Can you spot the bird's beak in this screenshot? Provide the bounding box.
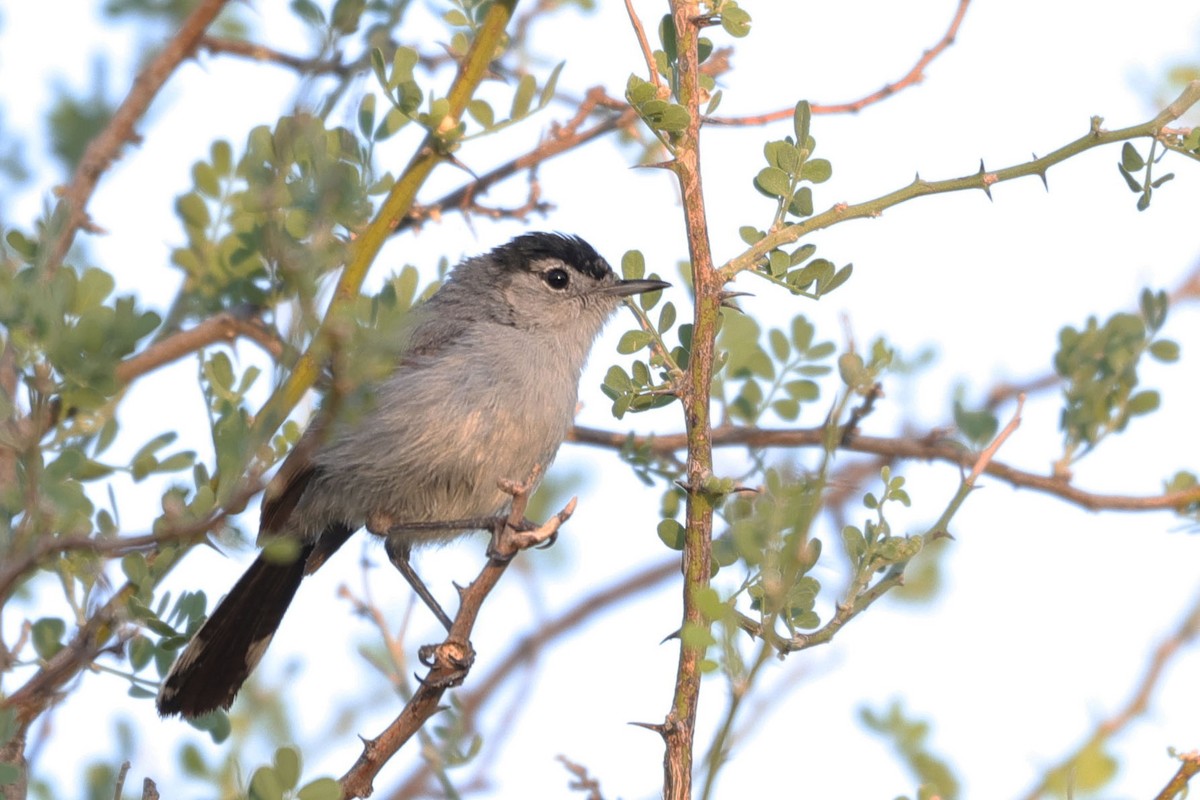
[605,278,671,297]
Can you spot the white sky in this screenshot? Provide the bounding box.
[2,1,1200,798]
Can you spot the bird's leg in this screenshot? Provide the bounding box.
[383,537,454,632]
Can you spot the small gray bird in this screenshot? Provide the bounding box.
[156,233,668,718]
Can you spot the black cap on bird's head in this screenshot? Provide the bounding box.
[490,232,670,297]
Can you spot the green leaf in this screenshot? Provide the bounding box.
[603,364,633,392]
[1148,339,1180,362]
[801,158,832,183]
[274,747,301,791]
[1126,390,1159,416]
[297,778,343,800]
[657,104,691,131]
[838,352,867,389]
[784,379,819,401]
[357,93,376,139]
[617,330,653,354]
[330,0,364,34]
[1116,164,1142,193]
[772,398,800,420]
[953,401,999,445]
[467,99,494,128]
[1120,142,1145,171]
[721,4,752,37]
[657,519,685,550]
[443,8,469,26]
[768,328,789,361]
[793,100,811,144]
[32,618,66,660]
[738,226,764,244]
[658,302,676,332]
[622,249,646,280]
[754,167,791,198]
[540,62,565,107]
[192,162,220,198]
[822,263,853,294]
[788,186,813,217]
[511,74,537,119]
[249,766,284,800]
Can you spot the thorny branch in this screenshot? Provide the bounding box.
[569,423,1200,514]
[338,475,576,799]
[384,557,677,799]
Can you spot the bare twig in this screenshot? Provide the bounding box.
[112,761,131,800]
[383,557,676,799]
[625,0,664,94]
[557,755,606,800]
[1153,751,1200,800]
[401,88,638,232]
[338,473,576,799]
[47,0,232,272]
[706,0,971,124]
[967,393,1023,485]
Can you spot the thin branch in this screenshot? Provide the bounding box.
[46,0,232,272]
[706,0,971,124]
[967,393,1023,485]
[625,0,664,94]
[1153,751,1200,800]
[400,88,638,233]
[1018,592,1200,800]
[557,755,607,800]
[0,476,264,606]
[114,308,285,385]
[338,476,576,799]
[569,424,1200,513]
[723,81,1200,284]
[384,556,677,800]
[198,35,356,76]
[197,36,452,78]
[0,474,264,727]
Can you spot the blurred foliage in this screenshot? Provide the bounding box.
[861,700,961,800]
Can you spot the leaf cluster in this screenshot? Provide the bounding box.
[600,250,677,419]
[1054,288,1179,468]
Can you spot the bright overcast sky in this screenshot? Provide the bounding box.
[3,1,1200,798]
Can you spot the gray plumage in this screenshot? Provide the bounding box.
[156,232,667,718]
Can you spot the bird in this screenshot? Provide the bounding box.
[156,232,669,718]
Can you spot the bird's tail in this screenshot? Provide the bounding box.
[156,547,310,718]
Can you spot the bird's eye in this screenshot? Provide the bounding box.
[543,268,570,290]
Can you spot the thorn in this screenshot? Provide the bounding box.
[443,152,479,181]
[628,720,667,734]
[1032,154,1049,191]
[977,158,987,175]
[634,159,676,171]
[660,627,681,644]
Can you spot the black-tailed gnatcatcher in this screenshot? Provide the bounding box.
[156,232,668,718]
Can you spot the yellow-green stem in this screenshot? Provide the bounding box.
[235,1,519,504]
